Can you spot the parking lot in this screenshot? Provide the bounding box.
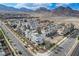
[49,29,79,56]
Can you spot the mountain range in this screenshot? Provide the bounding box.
[0,4,79,16]
[0,4,33,12]
[51,6,79,16]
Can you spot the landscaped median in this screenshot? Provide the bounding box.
[0,28,17,56]
[0,28,4,39]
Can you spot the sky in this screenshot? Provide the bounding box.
[1,3,79,10]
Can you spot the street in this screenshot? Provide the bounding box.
[0,21,32,56]
[49,30,79,56]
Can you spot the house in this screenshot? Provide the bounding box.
[57,24,65,35]
[43,23,57,37]
[29,20,39,30]
[31,33,44,45]
[24,29,44,45]
[10,19,21,30]
[57,23,74,36]
[25,17,40,30]
[24,29,31,38]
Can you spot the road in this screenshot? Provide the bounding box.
[49,29,79,56]
[0,21,32,56]
[0,28,17,56]
[71,43,79,56]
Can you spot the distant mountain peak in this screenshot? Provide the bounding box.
[35,7,50,12]
[0,4,32,12]
[55,6,72,11]
[51,6,73,16]
[51,6,79,17]
[19,7,33,11]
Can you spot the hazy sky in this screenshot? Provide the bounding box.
[1,3,79,10]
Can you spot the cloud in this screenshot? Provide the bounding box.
[14,3,51,10]
[56,3,70,7]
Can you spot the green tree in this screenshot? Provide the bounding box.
[0,30,4,39]
[78,36,79,40]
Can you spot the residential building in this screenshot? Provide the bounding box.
[31,33,44,45]
[57,23,74,35]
